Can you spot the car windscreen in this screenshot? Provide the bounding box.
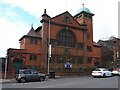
[94,68,101,71]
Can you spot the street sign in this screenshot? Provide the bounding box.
[49,44,51,57]
[64,62,72,69]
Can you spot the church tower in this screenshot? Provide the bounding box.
[74,4,95,67]
[74,4,94,46]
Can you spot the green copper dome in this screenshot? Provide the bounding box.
[76,4,93,15]
[77,7,91,14]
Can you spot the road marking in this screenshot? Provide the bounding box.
[12,81,44,86]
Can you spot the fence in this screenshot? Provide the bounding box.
[35,67,92,76]
[2,67,93,79]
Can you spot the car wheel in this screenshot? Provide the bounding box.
[39,77,44,81]
[103,73,106,78]
[20,78,26,83]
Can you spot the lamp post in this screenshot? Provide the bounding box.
[48,20,51,76]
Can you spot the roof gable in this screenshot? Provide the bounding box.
[26,27,40,37]
[19,27,41,41]
[51,11,82,28]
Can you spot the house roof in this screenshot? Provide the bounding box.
[19,26,41,41]
[93,42,101,47]
[26,27,40,37]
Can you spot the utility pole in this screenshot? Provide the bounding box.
[48,20,51,75]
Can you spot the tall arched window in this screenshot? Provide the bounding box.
[57,29,76,47]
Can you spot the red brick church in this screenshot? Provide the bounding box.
[7,5,101,78]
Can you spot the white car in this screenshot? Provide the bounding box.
[91,68,112,78]
[112,68,120,76]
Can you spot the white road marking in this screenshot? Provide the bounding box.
[12,81,44,85]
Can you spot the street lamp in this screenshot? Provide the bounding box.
[48,20,51,75]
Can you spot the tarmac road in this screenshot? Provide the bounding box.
[1,75,119,89]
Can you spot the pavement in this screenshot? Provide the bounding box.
[0,76,60,83]
[0,78,16,83]
[0,75,90,83]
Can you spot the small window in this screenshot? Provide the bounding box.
[88,57,92,63]
[57,57,64,63]
[30,38,38,44]
[30,54,37,61]
[78,43,83,49]
[34,39,38,44]
[30,38,34,44]
[87,46,92,52]
[84,15,87,18]
[69,58,75,63]
[77,57,83,64]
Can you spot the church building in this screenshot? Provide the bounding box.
[7,5,101,78]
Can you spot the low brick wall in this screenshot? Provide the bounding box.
[5,68,92,79]
[2,71,15,79]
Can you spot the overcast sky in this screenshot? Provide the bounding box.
[0,0,119,57]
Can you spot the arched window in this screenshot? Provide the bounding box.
[57,29,76,47]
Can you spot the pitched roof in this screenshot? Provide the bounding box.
[93,42,101,47]
[26,27,40,37]
[19,27,41,41]
[50,11,82,29]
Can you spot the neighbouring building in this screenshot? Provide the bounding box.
[0,57,6,78]
[7,5,101,78]
[98,36,120,69]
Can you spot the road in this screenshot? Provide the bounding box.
[1,76,119,89]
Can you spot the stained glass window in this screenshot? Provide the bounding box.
[57,29,76,47]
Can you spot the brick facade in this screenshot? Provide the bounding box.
[6,7,101,78]
[98,37,120,69]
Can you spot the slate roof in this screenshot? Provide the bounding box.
[19,26,41,41]
[93,42,101,47]
[26,27,40,38]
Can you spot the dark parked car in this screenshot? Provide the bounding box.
[15,69,46,83]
